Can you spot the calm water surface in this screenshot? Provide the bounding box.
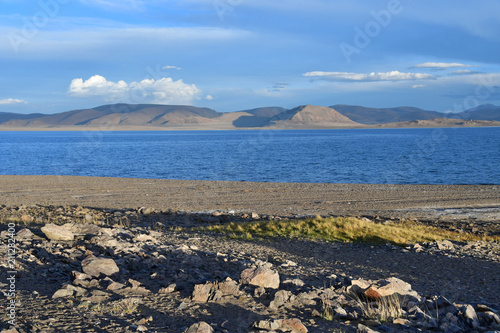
[1,128,499,185]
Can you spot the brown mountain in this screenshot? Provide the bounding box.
[0,104,221,128]
[268,105,361,128]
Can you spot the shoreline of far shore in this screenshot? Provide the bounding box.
[1,124,500,132]
[1,175,499,225]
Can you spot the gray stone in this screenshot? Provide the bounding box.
[52,286,74,299]
[81,255,119,278]
[240,266,280,289]
[184,322,213,333]
[269,290,295,309]
[41,223,75,241]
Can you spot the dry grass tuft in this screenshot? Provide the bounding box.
[351,293,403,323]
[110,298,141,316]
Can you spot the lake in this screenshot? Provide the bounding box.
[0,128,499,185]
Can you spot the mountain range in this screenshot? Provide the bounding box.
[0,103,499,130]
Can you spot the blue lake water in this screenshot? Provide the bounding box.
[0,128,499,185]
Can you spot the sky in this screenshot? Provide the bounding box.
[1,0,500,114]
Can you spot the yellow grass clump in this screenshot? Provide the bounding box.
[201,216,499,246]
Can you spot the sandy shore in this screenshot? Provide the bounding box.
[1,175,499,222]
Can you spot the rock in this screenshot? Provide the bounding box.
[52,286,75,299]
[71,271,92,281]
[192,279,240,302]
[350,277,421,302]
[21,214,34,223]
[159,284,176,294]
[392,318,410,326]
[283,278,305,287]
[252,320,281,331]
[281,318,308,333]
[252,319,307,332]
[41,223,75,241]
[184,322,213,333]
[251,212,260,219]
[16,228,34,239]
[138,207,154,216]
[81,255,119,278]
[192,283,214,303]
[107,281,126,291]
[413,243,424,253]
[436,240,455,250]
[463,304,480,328]
[269,290,295,309]
[357,323,380,333]
[479,311,500,325]
[240,266,280,289]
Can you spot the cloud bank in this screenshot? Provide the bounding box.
[413,62,475,70]
[303,71,435,82]
[68,75,202,104]
[0,98,27,105]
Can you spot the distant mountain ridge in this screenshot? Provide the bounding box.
[0,103,499,129]
[331,104,500,124]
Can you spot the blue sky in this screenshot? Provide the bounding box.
[1,0,500,114]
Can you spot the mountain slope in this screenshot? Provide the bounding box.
[0,104,221,127]
[458,104,500,121]
[269,105,361,128]
[331,105,443,125]
[232,107,287,128]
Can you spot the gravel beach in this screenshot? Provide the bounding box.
[1,175,499,222]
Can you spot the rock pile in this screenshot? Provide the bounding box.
[0,207,499,332]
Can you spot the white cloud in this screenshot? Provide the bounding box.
[163,66,182,70]
[413,62,475,70]
[412,85,426,89]
[205,95,214,100]
[0,98,27,105]
[68,75,202,104]
[303,71,436,82]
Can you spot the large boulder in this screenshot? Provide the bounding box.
[81,255,119,278]
[41,223,74,241]
[240,266,280,289]
[349,277,422,302]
